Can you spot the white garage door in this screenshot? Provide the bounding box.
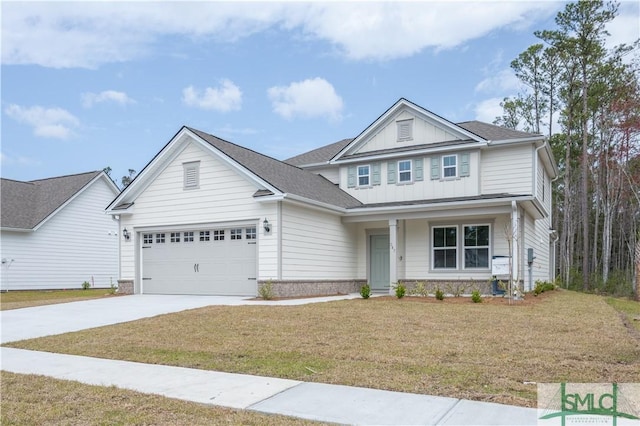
[141,226,257,295]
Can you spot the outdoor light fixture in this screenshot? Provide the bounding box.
[123,228,130,240]
[263,218,270,232]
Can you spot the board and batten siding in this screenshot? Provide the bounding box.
[0,178,119,290]
[481,145,533,195]
[280,203,357,280]
[354,110,462,154]
[523,212,551,289]
[119,141,278,284]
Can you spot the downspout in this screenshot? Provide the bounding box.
[533,141,547,199]
[511,201,519,287]
[111,214,122,285]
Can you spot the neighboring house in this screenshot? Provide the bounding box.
[106,98,558,297]
[1,171,120,290]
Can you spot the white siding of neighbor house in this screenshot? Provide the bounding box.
[341,151,480,204]
[119,141,278,286]
[481,145,533,195]
[280,203,357,280]
[0,177,119,290]
[354,110,463,154]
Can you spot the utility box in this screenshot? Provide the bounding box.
[491,256,510,296]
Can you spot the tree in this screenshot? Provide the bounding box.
[121,169,137,188]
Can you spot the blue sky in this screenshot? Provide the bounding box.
[2,1,638,184]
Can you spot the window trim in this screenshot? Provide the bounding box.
[462,224,491,270]
[430,223,492,272]
[398,159,412,183]
[357,164,371,187]
[442,154,457,179]
[432,225,458,270]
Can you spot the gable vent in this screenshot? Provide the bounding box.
[183,161,200,189]
[397,119,413,141]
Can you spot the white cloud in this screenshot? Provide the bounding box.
[473,97,505,124]
[0,152,41,167]
[1,2,562,68]
[475,69,521,94]
[268,78,343,121]
[182,80,242,112]
[4,104,79,139]
[82,90,135,108]
[607,2,640,51]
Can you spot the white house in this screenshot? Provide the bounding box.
[1,171,120,290]
[107,99,558,297]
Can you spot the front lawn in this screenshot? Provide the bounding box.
[6,290,640,408]
[0,289,120,311]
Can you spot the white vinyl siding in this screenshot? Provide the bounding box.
[481,145,533,194]
[281,203,357,280]
[0,178,119,290]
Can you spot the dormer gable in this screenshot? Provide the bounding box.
[332,98,484,163]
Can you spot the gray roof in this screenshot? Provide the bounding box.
[1,171,102,230]
[456,121,541,140]
[187,128,362,209]
[285,138,353,166]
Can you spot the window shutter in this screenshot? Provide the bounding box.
[460,153,470,177]
[372,163,381,185]
[430,157,440,180]
[387,161,396,184]
[414,158,424,181]
[347,166,356,188]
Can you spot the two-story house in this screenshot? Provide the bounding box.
[107,98,558,297]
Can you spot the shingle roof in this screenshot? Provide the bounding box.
[456,121,541,140]
[187,128,362,209]
[1,171,102,230]
[285,138,353,166]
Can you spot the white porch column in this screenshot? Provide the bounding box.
[389,219,397,295]
[511,201,519,285]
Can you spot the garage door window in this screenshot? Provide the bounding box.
[214,230,225,241]
[156,233,165,243]
[230,228,242,240]
[143,234,153,244]
[199,231,210,242]
[170,232,180,243]
[183,231,194,242]
[246,226,256,240]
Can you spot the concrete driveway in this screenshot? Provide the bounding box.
[0,293,360,344]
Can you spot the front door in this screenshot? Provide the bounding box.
[370,234,390,291]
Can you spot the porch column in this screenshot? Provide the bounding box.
[389,219,397,295]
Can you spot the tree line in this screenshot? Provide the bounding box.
[494,0,639,297]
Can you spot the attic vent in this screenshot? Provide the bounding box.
[397,119,413,141]
[183,161,200,189]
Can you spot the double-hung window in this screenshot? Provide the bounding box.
[433,226,457,269]
[357,165,370,187]
[463,225,490,268]
[398,160,412,183]
[443,155,457,178]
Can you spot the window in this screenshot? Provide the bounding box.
[464,225,490,268]
[199,231,210,242]
[155,233,165,244]
[143,234,153,244]
[357,165,370,186]
[213,230,225,241]
[230,228,242,240]
[183,231,194,242]
[433,226,457,269]
[443,155,457,178]
[170,232,180,243]
[246,226,257,240]
[398,160,412,183]
[397,119,413,141]
[183,161,200,189]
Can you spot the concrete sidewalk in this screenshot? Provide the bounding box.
[1,295,538,425]
[1,347,538,425]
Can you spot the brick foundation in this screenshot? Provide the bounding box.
[398,279,524,296]
[117,279,134,294]
[258,279,367,298]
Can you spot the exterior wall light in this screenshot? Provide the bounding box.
[123,228,131,240]
[263,218,270,232]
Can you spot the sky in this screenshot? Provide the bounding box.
[2,1,638,184]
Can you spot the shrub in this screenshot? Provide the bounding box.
[533,280,556,296]
[360,283,371,299]
[410,281,429,297]
[258,280,274,300]
[471,289,482,303]
[394,283,406,299]
[81,281,91,290]
[108,278,117,295]
[435,287,445,300]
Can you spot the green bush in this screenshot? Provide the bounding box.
[471,289,482,303]
[410,281,429,297]
[360,284,371,299]
[533,280,556,296]
[394,283,406,299]
[258,280,274,300]
[435,287,445,301]
[81,281,91,290]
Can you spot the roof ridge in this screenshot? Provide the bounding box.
[29,170,101,183]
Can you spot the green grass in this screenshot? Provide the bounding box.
[1,372,322,425]
[8,290,640,408]
[606,296,640,333]
[0,289,118,310]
